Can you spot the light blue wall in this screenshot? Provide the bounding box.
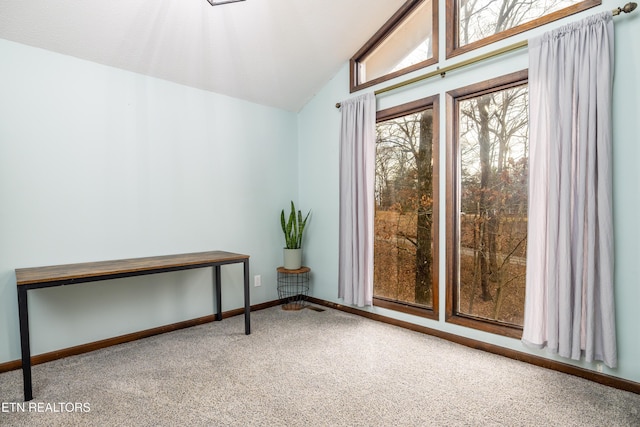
[0,39,298,363]
[298,0,640,383]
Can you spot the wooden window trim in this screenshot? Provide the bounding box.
[373,297,438,320]
[376,95,438,122]
[445,70,528,339]
[350,0,439,93]
[446,0,601,59]
[375,95,440,320]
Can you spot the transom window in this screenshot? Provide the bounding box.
[447,0,601,58]
[350,0,438,92]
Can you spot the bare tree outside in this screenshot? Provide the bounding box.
[374,108,434,308]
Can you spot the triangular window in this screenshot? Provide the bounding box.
[350,0,438,92]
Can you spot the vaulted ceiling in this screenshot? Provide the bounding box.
[0,0,407,112]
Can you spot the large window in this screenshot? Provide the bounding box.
[350,0,438,92]
[374,96,439,319]
[446,0,600,58]
[446,71,528,337]
[356,0,601,334]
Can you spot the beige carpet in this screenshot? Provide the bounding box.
[1,305,639,426]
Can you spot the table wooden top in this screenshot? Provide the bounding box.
[16,251,249,286]
[276,266,310,274]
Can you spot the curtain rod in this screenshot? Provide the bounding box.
[335,2,637,109]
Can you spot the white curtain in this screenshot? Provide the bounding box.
[523,12,616,368]
[338,92,376,307]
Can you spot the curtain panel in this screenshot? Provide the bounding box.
[338,93,376,307]
[523,12,616,368]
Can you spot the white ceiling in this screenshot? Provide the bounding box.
[0,0,406,112]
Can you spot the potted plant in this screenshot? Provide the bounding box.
[280,201,310,270]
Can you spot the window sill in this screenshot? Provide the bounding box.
[374,297,438,321]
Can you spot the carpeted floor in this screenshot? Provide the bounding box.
[1,305,639,426]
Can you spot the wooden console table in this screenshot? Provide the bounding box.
[15,250,250,401]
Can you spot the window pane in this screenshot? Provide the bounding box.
[359,0,434,85]
[457,84,528,326]
[458,0,583,47]
[375,108,434,308]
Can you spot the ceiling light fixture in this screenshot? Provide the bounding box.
[206,0,246,6]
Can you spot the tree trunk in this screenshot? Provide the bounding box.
[477,96,493,302]
[492,216,506,319]
[415,110,433,305]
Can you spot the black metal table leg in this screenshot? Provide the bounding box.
[214,266,222,321]
[17,287,33,401]
[244,259,251,335]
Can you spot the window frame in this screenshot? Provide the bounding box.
[446,0,601,59]
[374,95,440,321]
[445,70,528,338]
[350,0,439,93]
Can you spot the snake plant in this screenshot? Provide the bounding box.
[280,201,310,249]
